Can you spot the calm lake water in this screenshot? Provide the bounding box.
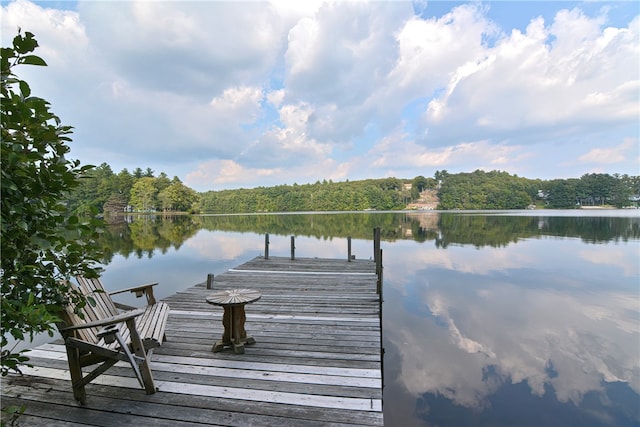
[58,211,640,425]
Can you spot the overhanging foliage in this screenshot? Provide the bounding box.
[1,31,103,376]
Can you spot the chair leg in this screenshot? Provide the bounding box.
[64,344,87,405]
[113,330,145,388]
[139,355,156,395]
[126,319,157,394]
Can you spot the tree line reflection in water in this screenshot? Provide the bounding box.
[98,212,640,263]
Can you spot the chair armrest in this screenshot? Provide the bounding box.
[109,282,158,305]
[109,282,158,295]
[59,308,145,332]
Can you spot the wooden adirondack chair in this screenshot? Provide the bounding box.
[56,276,170,405]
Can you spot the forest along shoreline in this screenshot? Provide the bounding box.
[65,166,639,216]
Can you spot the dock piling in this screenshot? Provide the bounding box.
[373,227,381,276]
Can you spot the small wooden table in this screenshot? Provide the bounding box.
[206,288,261,354]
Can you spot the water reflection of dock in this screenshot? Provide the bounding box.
[2,256,383,426]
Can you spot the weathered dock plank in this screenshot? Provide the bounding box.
[1,256,383,426]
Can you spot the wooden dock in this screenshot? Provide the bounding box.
[1,256,384,426]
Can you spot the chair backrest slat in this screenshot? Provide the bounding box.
[59,303,100,344]
[59,277,120,345]
[75,277,119,318]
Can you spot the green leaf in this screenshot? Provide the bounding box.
[19,80,31,97]
[3,404,26,416]
[18,55,47,67]
[13,31,38,54]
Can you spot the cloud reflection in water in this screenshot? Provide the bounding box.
[383,235,639,425]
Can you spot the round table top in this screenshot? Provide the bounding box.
[206,288,261,306]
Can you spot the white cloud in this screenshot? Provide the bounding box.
[76,1,285,96]
[578,246,640,278]
[185,230,260,261]
[284,2,411,140]
[383,236,640,409]
[390,3,497,95]
[266,89,285,108]
[268,0,323,25]
[578,137,638,165]
[209,86,264,124]
[185,159,279,189]
[237,101,334,168]
[428,294,497,358]
[1,0,637,189]
[390,278,639,409]
[365,130,535,176]
[421,9,639,146]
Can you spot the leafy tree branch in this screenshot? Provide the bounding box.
[1,31,103,377]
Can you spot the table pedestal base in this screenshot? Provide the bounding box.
[212,304,255,354]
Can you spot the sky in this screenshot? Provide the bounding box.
[1,0,638,192]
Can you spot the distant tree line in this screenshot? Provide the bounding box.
[436,170,639,209]
[66,163,199,215]
[66,164,639,215]
[436,170,536,209]
[198,178,407,213]
[541,173,639,209]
